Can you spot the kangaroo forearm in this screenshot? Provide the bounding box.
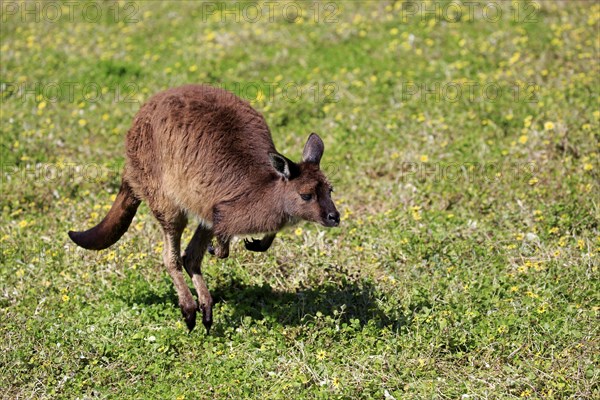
[245,233,276,252]
[208,236,230,258]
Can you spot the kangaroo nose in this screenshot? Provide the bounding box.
[327,211,340,226]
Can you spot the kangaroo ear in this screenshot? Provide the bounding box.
[269,153,291,179]
[302,133,324,165]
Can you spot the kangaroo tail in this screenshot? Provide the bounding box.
[68,181,141,250]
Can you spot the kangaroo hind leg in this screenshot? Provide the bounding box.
[182,225,214,334]
[155,209,197,331]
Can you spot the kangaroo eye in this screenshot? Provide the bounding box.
[300,194,312,201]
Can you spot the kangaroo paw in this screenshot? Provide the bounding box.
[208,244,216,256]
[208,243,229,259]
[244,238,266,252]
[181,303,197,332]
[200,303,213,334]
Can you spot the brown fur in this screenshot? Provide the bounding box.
[68,84,339,332]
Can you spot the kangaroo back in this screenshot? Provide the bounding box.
[68,181,140,250]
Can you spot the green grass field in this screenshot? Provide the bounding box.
[1,1,598,398]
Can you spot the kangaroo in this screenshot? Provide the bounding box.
[68,84,340,333]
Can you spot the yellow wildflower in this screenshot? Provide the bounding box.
[518,135,528,144]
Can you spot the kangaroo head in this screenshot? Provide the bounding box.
[269,133,340,227]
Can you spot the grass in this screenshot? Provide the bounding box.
[1,1,599,398]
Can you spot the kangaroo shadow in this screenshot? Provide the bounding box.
[210,275,415,337]
[123,273,410,334]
